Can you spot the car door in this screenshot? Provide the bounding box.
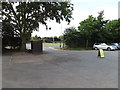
[100,43,107,49]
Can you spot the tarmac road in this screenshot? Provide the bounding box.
[2,47,118,88]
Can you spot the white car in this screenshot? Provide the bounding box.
[93,43,116,51]
[110,43,119,50]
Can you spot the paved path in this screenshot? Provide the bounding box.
[2,47,118,88]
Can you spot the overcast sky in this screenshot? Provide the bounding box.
[32,0,119,37]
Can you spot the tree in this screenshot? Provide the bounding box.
[2,20,21,49]
[42,37,53,43]
[64,11,120,48]
[78,11,108,47]
[78,15,97,47]
[94,11,108,42]
[31,35,41,41]
[2,2,73,51]
[64,27,81,48]
[53,36,61,42]
[104,19,120,42]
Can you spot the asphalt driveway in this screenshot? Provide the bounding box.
[2,47,118,88]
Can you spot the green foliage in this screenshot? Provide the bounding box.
[64,11,120,48]
[31,35,41,41]
[53,36,61,42]
[93,11,109,43]
[42,37,53,43]
[78,11,109,47]
[78,15,97,47]
[2,2,73,51]
[64,27,82,48]
[2,20,21,49]
[42,36,61,43]
[104,19,120,42]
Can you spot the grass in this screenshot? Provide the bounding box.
[5,43,93,51]
[43,43,93,50]
[4,46,20,50]
[43,42,62,48]
[5,46,12,49]
[60,47,93,50]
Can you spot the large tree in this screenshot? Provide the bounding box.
[78,11,108,47]
[2,20,21,49]
[104,19,120,42]
[2,2,73,51]
[78,15,97,47]
[64,27,81,48]
[94,11,108,42]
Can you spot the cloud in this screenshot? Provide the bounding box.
[68,5,118,29]
[32,20,69,37]
[71,0,119,4]
[91,6,118,20]
[32,0,118,37]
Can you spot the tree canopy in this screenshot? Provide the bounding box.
[63,11,120,48]
[2,2,73,51]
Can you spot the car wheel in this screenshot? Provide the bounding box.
[107,47,111,51]
[94,47,98,50]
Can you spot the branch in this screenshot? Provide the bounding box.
[9,2,22,33]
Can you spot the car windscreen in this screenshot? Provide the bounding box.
[95,43,100,45]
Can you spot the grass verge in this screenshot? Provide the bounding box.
[44,43,93,50]
[58,47,93,50]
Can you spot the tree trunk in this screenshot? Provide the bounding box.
[86,39,89,48]
[20,34,26,52]
[63,42,64,48]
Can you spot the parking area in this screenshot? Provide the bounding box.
[2,48,118,88]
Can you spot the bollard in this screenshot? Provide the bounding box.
[98,49,105,58]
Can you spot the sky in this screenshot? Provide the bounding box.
[32,0,119,37]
